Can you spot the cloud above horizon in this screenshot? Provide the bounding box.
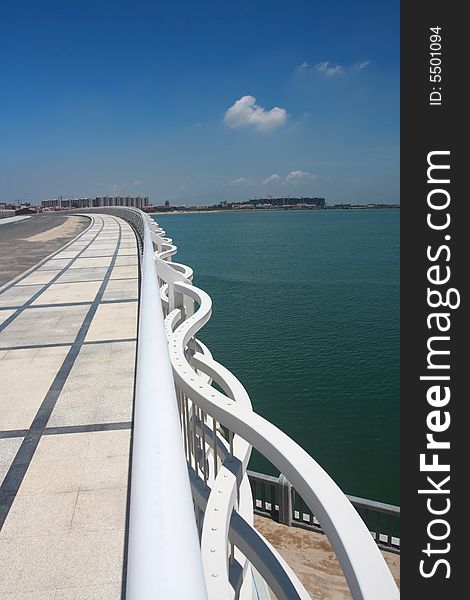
[314,61,344,77]
[285,170,315,183]
[228,171,314,188]
[224,95,288,132]
[261,174,281,185]
[353,60,371,71]
[230,177,250,186]
[297,59,371,77]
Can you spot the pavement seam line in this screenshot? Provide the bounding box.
[0,422,133,439]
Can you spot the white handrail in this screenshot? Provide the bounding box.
[126,223,207,599]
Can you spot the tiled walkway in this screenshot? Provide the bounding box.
[0,214,139,598]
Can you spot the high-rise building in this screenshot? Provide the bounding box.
[248,197,326,207]
[41,196,150,210]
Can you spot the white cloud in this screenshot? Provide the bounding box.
[132,179,142,187]
[304,59,370,76]
[230,177,249,186]
[261,174,281,185]
[186,122,203,131]
[353,60,371,71]
[314,61,344,77]
[296,61,310,72]
[285,170,315,183]
[224,95,287,132]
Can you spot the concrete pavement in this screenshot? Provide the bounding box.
[0,214,139,598]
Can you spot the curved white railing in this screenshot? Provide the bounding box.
[126,220,207,599]
[137,210,399,600]
[81,207,399,599]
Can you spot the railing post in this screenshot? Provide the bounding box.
[278,474,292,526]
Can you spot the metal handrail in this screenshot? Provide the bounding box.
[125,219,207,599]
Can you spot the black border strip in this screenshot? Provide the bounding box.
[401,4,465,596]
[13,277,138,287]
[0,421,132,439]
[0,298,137,311]
[0,337,137,352]
[47,254,138,260]
[120,212,143,599]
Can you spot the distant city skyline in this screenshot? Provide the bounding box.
[0,0,399,206]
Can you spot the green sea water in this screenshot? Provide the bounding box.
[153,210,400,505]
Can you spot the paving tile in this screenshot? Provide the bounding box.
[46,388,100,427]
[54,583,121,599]
[34,433,91,461]
[84,302,137,342]
[1,492,78,536]
[15,270,62,286]
[48,343,135,427]
[37,259,72,271]
[70,257,113,270]
[0,285,44,307]
[55,267,108,284]
[0,438,23,481]
[18,458,84,495]
[109,265,137,280]
[0,533,69,593]
[65,245,91,253]
[0,309,15,325]
[1,591,56,599]
[114,255,138,267]
[51,251,81,260]
[94,396,132,423]
[80,455,128,491]
[117,248,136,256]
[102,278,138,301]
[84,242,115,249]
[0,305,88,346]
[87,430,131,458]
[80,249,114,258]
[58,529,125,588]
[0,346,70,429]
[71,487,127,532]
[33,281,101,306]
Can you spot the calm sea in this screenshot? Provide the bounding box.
[153,210,399,505]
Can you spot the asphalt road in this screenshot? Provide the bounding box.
[0,214,89,286]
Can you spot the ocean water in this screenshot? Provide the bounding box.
[153,210,399,505]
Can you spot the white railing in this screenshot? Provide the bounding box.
[125,217,207,599]
[80,208,399,599]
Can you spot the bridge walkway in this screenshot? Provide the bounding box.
[0,214,138,599]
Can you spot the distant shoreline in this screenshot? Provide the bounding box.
[148,206,400,215]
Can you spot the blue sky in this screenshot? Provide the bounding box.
[0,0,399,205]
